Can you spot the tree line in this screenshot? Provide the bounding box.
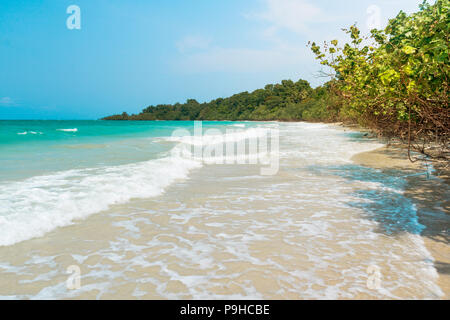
[102,79,338,122]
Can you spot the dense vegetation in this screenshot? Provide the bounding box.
[103,79,337,122]
[310,0,449,159]
[104,0,448,159]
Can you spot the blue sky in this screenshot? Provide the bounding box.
[0,0,425,119]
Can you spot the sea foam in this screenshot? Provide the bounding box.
[17,131,43,135]
[0,125,266,246]
[57,128,78,132]
[0,155,202,246]
[163,127,269,147]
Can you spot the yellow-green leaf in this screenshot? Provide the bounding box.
[402,46,416,55]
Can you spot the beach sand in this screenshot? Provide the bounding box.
[352,146,450,299]
[0,123,448,299]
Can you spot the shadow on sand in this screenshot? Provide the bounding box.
[310,164,449,242]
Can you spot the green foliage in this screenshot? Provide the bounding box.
[103,79,338,122]
[309,0,449,140]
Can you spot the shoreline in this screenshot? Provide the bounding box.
[0,121,448,299]
[351,145,450,299]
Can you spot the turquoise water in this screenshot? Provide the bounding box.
[0,120,246,181]
[0,120,260,246]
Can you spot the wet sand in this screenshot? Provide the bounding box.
[352,146,450,299]
[0,122,447,299]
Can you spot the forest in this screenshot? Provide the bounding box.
[102,78,336,122]
[103,0,448,160]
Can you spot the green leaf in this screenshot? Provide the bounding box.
[402,45,416,54]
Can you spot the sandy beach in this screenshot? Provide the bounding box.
[0,122,448,300]
[352,146,450,299]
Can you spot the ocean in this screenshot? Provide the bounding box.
[0,120,260,246]
[0,120,447,299]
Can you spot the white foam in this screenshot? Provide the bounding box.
[57,128,78,132]
[164,127,269,147]
[17,131,43,135]
[0,155,202,246]
[1,121,444,299]
[280,122,384,164]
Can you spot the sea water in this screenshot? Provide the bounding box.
[0,120,447,299]
[0,120,257,246]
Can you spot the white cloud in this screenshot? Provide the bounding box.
[247,0,325,35]
[173,0,328,76]
[175,46,311,73]
[172,0,425,85]
[176,35,212,53]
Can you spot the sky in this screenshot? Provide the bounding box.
[0,0,425,119]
